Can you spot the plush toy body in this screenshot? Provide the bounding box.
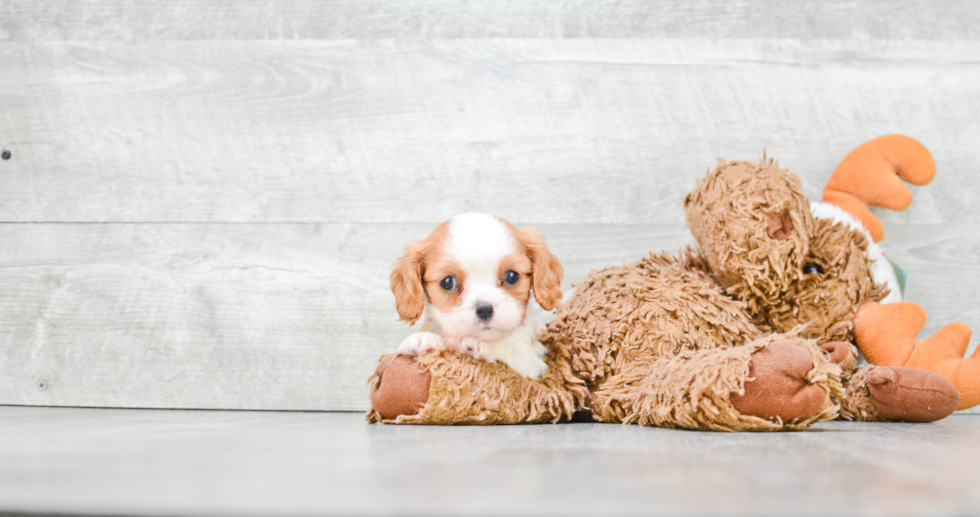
[368,136,972,430]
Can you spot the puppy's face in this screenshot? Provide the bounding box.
[390,213,563,341]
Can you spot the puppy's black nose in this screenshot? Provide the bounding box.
[475,302,494,321]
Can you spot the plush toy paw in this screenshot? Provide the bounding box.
[854,301,980,410]
[397,331,446,356]
[819,341,850,364]
[369,354,432,420]
[865,366,959,422]
[731,341,828,423]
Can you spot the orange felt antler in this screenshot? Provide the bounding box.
[823,134,936,242]
[854,302,980,410]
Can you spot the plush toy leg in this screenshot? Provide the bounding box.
[367,354,432,421]
[820,340,881,420]
[840,366,959,422]
[590,337,841,431]
[367,350,585,424]
[854,301,980,410]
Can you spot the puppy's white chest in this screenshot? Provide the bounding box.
[481,316,549,379]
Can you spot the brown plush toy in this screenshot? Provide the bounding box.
[368,135,967,431]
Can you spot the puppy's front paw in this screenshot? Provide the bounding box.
[397,332,446,356]
[457,337,492,361]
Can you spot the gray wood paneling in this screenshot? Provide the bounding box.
[3,0,979,41]
[1,1,979,411]
[0,223,698,410]
[1,39,979,224]
[0,222,977,410]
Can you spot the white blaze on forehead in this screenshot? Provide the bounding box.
[447,213,518,282]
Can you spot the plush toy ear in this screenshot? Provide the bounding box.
[390,240,426,324]
[823,134,936,242]
[520,228,564,311]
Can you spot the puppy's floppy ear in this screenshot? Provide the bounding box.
[390,239,426,324]
[520,228,564,311]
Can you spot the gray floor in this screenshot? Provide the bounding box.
[1,406,978,516]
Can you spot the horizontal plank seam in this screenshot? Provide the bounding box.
[0,403,364,413]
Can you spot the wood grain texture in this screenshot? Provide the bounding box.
[1,222,977,411]
[0,223,696,410]
[1,39,979,224]
[1,2,979,412]
[2,0,980,41]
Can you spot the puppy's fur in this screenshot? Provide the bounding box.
[390,213,563,378]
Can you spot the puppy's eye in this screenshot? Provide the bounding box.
[803,263,824,275]
[504,270,520,285]
[439,276,457,291]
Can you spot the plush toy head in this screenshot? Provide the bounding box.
[684,158,886,343]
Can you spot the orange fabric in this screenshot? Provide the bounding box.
[905,323,980,410]
[823,134,936,242]
[853,301,926,366]
[855,302,980,410]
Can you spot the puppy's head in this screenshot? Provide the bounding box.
[390,213,563,341]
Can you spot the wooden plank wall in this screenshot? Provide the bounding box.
[1,0,979,411]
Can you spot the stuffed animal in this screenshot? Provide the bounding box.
[821,136,980,410]
[367,135,970,430]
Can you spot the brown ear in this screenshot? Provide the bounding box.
[520,228,564,311]
[390,240,426,324]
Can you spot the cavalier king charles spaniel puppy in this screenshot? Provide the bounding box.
[389,213,564,378]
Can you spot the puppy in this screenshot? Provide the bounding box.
[389,213,564,378]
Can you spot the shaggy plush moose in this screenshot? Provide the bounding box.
[368,135,973,431]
